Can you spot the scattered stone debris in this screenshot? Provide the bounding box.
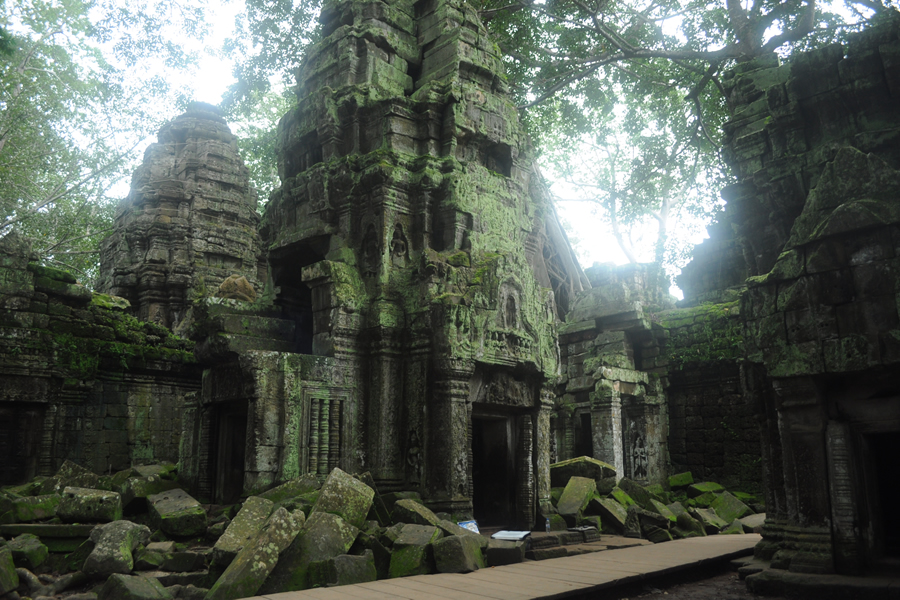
[0,457,767,599]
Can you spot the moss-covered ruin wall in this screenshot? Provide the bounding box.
[0,233,200,485]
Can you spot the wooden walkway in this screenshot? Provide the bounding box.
[243,533,761,600]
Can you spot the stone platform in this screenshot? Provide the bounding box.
[241,534,760,599]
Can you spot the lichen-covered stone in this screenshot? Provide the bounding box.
[7,533,48,569]
[485,539,526,566]
[39,460,102,495]
[687,482,725,497]
[391,498,441,527]
[433,534,485,573]
[0,548,17,596]
[211,496,275,568]
[204,506,303,600]
[436,519,487,548]
[589,497,628,534]
[690,507,729,534]
[123,476,181,509]
[668,472,694,489]
[609,487,636,507]
[257,475,321,505]
[671,512,707,539]
[617,478,656,512]
[389,524,443,578]
[650,499,677,523]
[557,477,597,525]
[83,520,151,576]
[148,489,207,538]
[12,494,60,522]
[260,511,358,593]
[311,468,374,529]
[549,456,616,488]
[721,519,746,535]
[711,491,752,523]
[308,552,377,588]
[58,487,123,523]
[99,573,173,600]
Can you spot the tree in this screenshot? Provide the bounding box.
[0,0,209,282]
[221,0,894,272]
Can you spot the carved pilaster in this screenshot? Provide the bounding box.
[426,358,475,515]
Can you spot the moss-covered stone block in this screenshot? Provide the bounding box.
[311,468,374,530]
[0,548,18,596]
[12,494,61,522]
[391,498,441,527]
[148,489,207,538]
[711,491,752,523]
[84,520,151,576]
[549,456,616,488]
[617,478,656,512]
[588,497,627,534]
[557,477,596,525]
[58,487,123,523]
[687,481,725,497]
[8,533,48,569]
[211,495,275,568]
[98,573,172,600]
[257,474,321,505]
[433,533,485,573]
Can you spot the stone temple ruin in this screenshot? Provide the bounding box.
[1,0,900,591]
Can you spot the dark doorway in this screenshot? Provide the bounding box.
[870,432,900,556]
[472,416,516,527]
[576,412,593,458]
[213,401,248,504]
[0,403,43,486]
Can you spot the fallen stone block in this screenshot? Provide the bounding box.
[651,499,677,523]
[711,491,752,523]
[557,477,597,525]
[558,531,584,545]
[485,539,526,566]
[547,513,569,531]
[59,487,123,523]
[667,471,694,489]
[40,460,101,495]
[257,474,320,505]
[165,584,208,600]
[689,492,718,508]
[162,551,207,572]
[211,496,274,568]
[610,486,636,507]
[99,573,173,600]
[205,506,303,600]
[721,519,746,535]
[84,520,151,576]
[549,456,616,487]
[391,498,441,527]
[379,491,422,514]
[531,533,560,549]
[617,478,656,512]
[690,507,729,534]
[13,493,60,522]
[260,510,359,593]
[0,548,17,596]
[312,468,374,529]
[149,489,207,538]
[354,472,391,525]
[123,476,181,509]
[739,512,766,533]
[687,481,725,497]
[437,519,487,548]
[349,532,391,580]
[671,512,706,539]
[588,497,627,534]
[8,532,49,569]
[526,546,567,560]
[389,524,442,578]
[309,552,377,587]
[65,538,95,571]
[433,534,485,573]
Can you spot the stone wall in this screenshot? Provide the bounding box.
[0,233,200,485]
[689,11,900,575]
[659,299,758,492]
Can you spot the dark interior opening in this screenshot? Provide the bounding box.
[212,400,248,504]
[576,412,593,458]
[271,241,326,354]
[0,403,43,486]
[472,416,516,527]
[870,431,900,556]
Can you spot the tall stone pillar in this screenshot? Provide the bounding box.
[427,358,474,515]
[536,387,554,518]
[591,389,624,476]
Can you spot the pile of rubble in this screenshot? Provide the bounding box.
[2,462,554,600]
[545,457,766,545]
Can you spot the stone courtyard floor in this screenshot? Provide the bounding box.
[241,534,760,599]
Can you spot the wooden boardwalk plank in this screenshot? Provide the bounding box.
[249,534,760,600]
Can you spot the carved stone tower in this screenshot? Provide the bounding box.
[98,102,265,329]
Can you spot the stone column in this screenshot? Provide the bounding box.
[426,358,474,515]
[591,385,624,476]
[536,387,554,519]
[366,327,405,488]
